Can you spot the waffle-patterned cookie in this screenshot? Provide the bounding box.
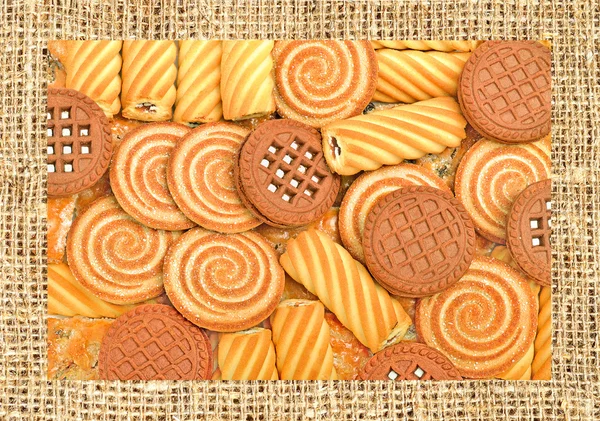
[47,88,112,197]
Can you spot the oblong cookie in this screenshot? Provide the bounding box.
[110,122,194,231]
[66,196,180,304]
[507,179,552,286]
[339,163,450,264]
[359,342,462,381]
[363,186,476,297]
[236,119,340,227]
[98,304,213,380]
[454,138,551,243]
[415,256,538,378]
[167,123,261,233]
[163,228,285,332]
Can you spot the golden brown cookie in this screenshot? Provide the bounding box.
[217,328,278,380]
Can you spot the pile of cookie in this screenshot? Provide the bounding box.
[46,40,552,381]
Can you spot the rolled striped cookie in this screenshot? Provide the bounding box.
[217,328,278,380]
[375,41,481,52]
[532,286,552,380]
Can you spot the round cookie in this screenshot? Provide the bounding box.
[47,88,112,197]
[359,342,462,381]
[110,122,194,231]
[167,123,261,233]
[363,186,476,297]
[458,41,551,144]
[236,119,340,227]
[98,304,213,380]
[506,179,552,286]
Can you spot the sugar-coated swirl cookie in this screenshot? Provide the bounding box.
[163,228,285,332]
[280,229,412,352]
[121,40,177,121]
[416,256,538,378]
[321,97,466,175]
[218,328,278,380]
[221,40,276,120]
[174,40,223,124]
[271,300,337,380]
[339,163,450,264]
[532,286,552,380]
[373,50,471,103]
[454,138,551,243]
[110,122,195,231]
[273,40,378,128]
[497,343,535,380]
[167,123,261,233]
[66,196,180,304]
[62,40,122,118]
[375,41,481,52]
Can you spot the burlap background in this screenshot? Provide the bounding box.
[0,0,598,419]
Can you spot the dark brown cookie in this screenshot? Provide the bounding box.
[236,119,340,227]
[506,179,552,286]
[363,186,476,297]
[359,342,462,380]
[458,41,551,144]
[98,304,213,380]
[47,88,112,196]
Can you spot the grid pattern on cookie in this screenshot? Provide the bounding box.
[388,362,432,381]
[108,317,196,380]
[378,196,463,280]
[47,104,93,175]
[477,44,549,126]
[527,197,551,264]
[258,132,329,206]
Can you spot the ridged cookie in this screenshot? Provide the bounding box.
[532,286,552,380]
[374,41,481,52]
[218,328,278,380]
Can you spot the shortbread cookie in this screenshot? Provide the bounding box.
[321,97,467,175]
[339,163,450,263]
[167,123,261,233]
[221,40,276,120]
[110,122,195,231]
[163,228,285,332]
[374,50,470,103]
[416,256,538,378]
[121,40,177,121]
[271,300,337,380]
[273,40,378,127]
[280,229,412,352]
[98,304,213,380]
[532,286,552,380]
[454,138,551,243]
[218,328,278,380]
[374,41,481,52]
[235,119,340,227]
[67,196,180,304]
[459,41,551,144]
[174,40,223,124]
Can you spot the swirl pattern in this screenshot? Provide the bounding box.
[280,229,412,352]
[321,97,467,175]
[374,41,481,52]
[416,256,538,378]
[273,40,378,128]
[121,40,177,121]
[532,286,552,380]
[163,228,285,332]
[221,40,276,120]
[66,196,180,304]
[271,300,337,380]
[373,50,471,103]
[339,163,450,264]
[167,123,261,233]
[63,40,122,118]
[110,122,194,231]
[174,40,223,124]
[218,328,278,380]
[454,138,551,243]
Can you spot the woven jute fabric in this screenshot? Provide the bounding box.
[1,0,598,419]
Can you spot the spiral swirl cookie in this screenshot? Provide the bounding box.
[110,122,194,231]
[374,50,471,103]
[339,163,450,263]
[415,256,538,378]
[66,196,180,304]
[532,286,552,380]
[375,41,481,52]
[218,328,278,380]
[454,138,551,243]
[167,123,261,233]
[273,40,378,128]
[321,97,467,175]
[163,228,285,332]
